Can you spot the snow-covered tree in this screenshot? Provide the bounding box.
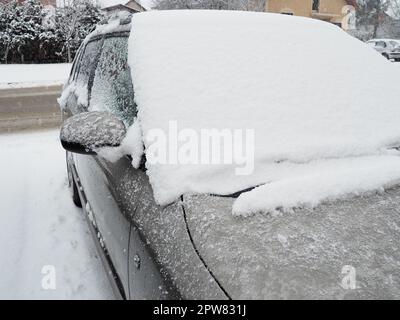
[0,0,45,63]
[56,0,103,62]
[153,0,267,12]
[0,0,103,64]
[390,0,400,19]
[356,0,390,38]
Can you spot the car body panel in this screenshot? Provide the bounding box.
[113,164,228,299]
[183,190,400,299]
[67,154,124,299]
[71,151,227,299]
[74,154,131,295]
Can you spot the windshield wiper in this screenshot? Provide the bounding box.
[210,185,263,198]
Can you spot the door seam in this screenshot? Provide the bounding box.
[180,196,232,300]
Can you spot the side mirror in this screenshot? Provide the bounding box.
[60,111,126,155]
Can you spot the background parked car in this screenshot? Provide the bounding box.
[366,39,400,61]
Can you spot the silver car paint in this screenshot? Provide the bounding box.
[183,189,400,299]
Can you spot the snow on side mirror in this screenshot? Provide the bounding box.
[60,111,126,155]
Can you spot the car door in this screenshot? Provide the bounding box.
[90,33,186,299]
[61,36,133,297]
[74,33,136,299]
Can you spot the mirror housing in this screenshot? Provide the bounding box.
[60,111,126,155]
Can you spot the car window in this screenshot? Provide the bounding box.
[76,39,103,84]
[376,41,386,48]
[67,50,81,84]
[90,36,137,126]
[68,42,86,83]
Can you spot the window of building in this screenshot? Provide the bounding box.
[312,0,320,11]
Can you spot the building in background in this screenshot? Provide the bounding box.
[41,0,56,5]
[266,0,357,30]
[102,0,146,15]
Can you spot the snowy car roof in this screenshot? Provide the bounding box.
[85,11,132,43]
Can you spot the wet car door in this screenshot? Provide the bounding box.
[74,33,135,298]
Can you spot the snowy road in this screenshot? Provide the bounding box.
[0,64,71,89]
[0,129,113,299]
[0,86,62,133]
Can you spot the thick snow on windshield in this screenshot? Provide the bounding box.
[128,10,400,214]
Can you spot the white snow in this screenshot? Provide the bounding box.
[0,63,72,89]
[120,120,144,167]
[232,155,400,216]
[128,10,400,214]
[97,119,144,168]
[58,82,88,110]
[0,130,113,299]
[84,11,132,44]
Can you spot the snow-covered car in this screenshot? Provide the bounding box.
[366,39,400,61]
[59,11,400,299]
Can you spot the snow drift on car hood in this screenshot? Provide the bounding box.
[128,10,400,214]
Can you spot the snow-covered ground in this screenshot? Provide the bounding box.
[0,129,113,299]
[0,63,71,89]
